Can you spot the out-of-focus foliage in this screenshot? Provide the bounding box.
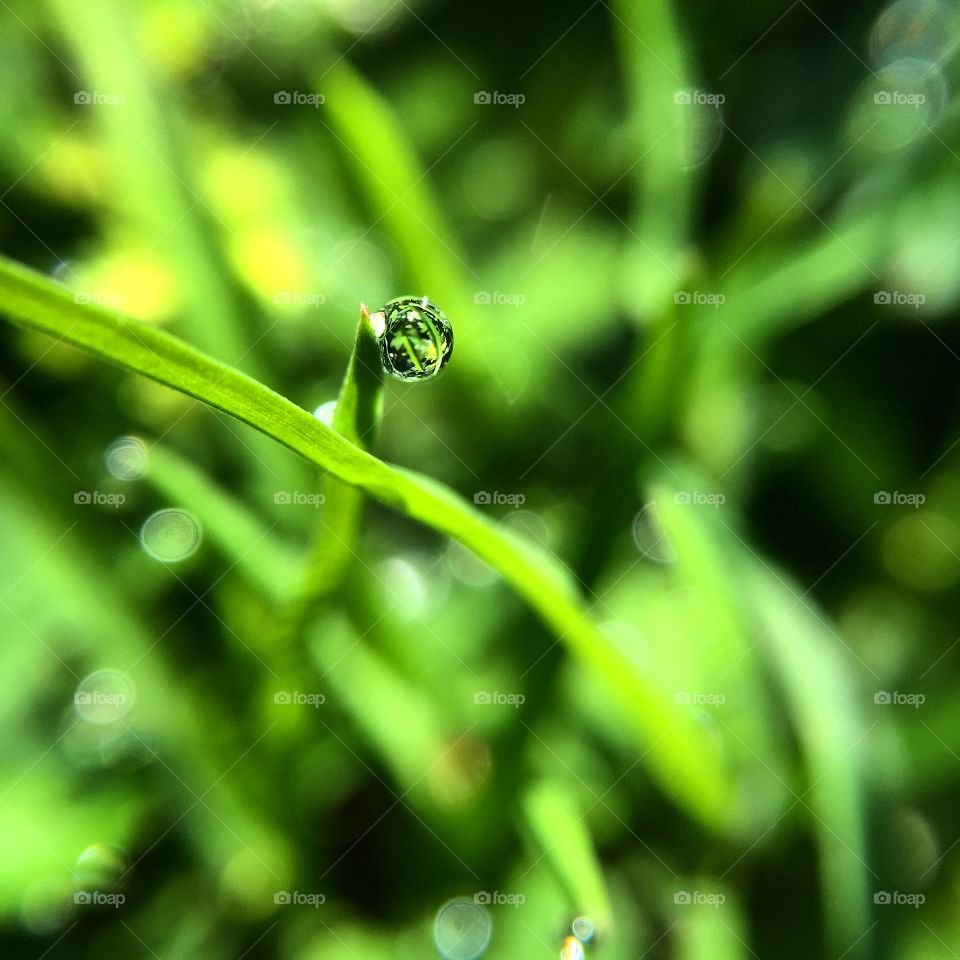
[0,0,958,958]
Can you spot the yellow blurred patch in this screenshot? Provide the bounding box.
[138,2,211,77]
[80,252,181,324]
[230,226,309,300]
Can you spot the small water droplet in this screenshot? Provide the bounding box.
[869,0,951,67]
[313,400,337,426]
[434,898,492,960]
[73,670,135,724]
[571,916,595,941]
[140,508,202,562]
[499,510,552,549]
[374,296,453,381]
[632,502,677,563]
[104,436,148,480]
[51,260,74,282]
[73,844,127,892]
[445,541,499,588]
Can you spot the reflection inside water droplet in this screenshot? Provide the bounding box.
[434,898,492,960]
[73,669,135,725]
[140,508,202,562]
[374,296,453,381]
[104,436,148,480]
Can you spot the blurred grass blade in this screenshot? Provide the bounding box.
[308,614,447,803]
[744,560,872,960]
[319,62,469,311]
[612,0,693,314]
[523,779,614,938]
[47,0,255,367]
[669,880,749,960]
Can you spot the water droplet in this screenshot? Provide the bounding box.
[371,296,453,381]
[73,844,127,892]
[73,669,135,724]
[51,260,73,281]
[571,916,595,941]
[104,436,148,480]
[561,935,585,960]
[445,541,499,588]
[313,400,337,426]
[869,0,952,67]
[499,510,552,550]
[632,503,677,563]
[434,898,492,960]
[675,97,724,169]
[140,508,202,562]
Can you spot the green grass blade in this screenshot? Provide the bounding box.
[744,561,872,960]
[319,62,468,310]
[276,305,385,643]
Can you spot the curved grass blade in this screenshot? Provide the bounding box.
[0,253,732,830]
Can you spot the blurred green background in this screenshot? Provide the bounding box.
[1,0,959,957]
